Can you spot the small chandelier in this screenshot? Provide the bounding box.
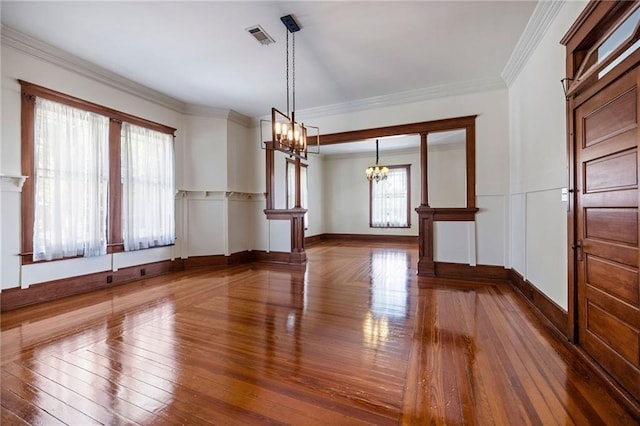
[269,14,319,159]
[365,139,389,182]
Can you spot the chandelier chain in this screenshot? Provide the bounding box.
[286,28,290,116]
[292,32,296,114]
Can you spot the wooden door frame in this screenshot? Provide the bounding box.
[319,115,478,278]
[561,0,640,343]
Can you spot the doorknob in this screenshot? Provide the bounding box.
[572,240,583,261]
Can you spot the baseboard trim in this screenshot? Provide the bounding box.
[252,250,306,265]
[309,233,419,244]
[508,269,568,338]
[1,259,183,312]
[183,251,254,269]
[417,261,509,285]
[304,234,325,246]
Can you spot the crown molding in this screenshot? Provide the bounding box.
[298,77,506,120]
[3,24,509,130]
[182,104,232,119]
[251,76,506,127]
[1,25,254,127]
[501,0,566,86]
[227,110,252,127]
[1,25,188,113]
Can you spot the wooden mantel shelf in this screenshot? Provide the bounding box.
[264,208,307,220]
[415,206,479,222]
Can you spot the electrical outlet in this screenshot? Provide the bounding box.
[106,275,113,284]
[140,269,146,276]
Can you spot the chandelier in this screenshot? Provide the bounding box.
[269,14,319,159]
[366,139,389,182]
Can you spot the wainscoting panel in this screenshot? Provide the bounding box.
[185,193,226,257]
[1,182,22,290]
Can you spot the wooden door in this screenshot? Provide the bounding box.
[574,69,639,399]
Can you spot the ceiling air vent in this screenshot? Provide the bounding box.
[247,25,275,46]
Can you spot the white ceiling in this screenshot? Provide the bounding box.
[1,1,537,120]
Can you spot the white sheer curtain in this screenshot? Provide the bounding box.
[121,122,175,251]
[371,167,409,228]
[33,97,109,261]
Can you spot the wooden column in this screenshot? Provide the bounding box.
[416,132,435,277]
[265,142,274,210]
[415,207,435,277]
[263,141,306,265]
[420,132,429,207]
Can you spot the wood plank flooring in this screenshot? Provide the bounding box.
[1,241,637,425]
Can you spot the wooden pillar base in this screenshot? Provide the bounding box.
[264,208,307,265]
[415,206,435,277]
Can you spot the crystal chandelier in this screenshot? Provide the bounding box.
[366,139,389,182]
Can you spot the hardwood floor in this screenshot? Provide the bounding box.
[1,241,637,425]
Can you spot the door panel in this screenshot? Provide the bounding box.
[575,69,640,399]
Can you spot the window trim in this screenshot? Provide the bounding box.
[369,164,411,229]
[20,80,176,264]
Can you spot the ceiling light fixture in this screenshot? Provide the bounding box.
[266,14,319,159]
[365,140,389,182]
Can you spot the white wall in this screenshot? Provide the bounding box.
[182,114,227,191]
[428,141,467,207]
[0,41,258,290]
[323,148,420,236]
[304,88,510,265]
[305,153,324,237]
[507,0,588,309]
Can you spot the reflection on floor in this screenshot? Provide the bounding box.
[1,241,637,424]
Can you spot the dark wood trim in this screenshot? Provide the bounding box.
[369,164,411,228]
[421,262,509,284]
[415,207,480,222]
[20,91,35,258]
[183,255,230,268]
[304,234,326,246]
[560,1,601,47]
[108,119,123,248]
[265,142,275,210]
[509,267,639,417]
[251,250,307,265]
[420,132,429,206]
[264,208,307,220]
[466,120,477,208]
[570,344,640,419]
[19,81,176,265]
[508,269,569,338]
[319,233,419,244]
[319,115,477,145]
[0,259,184,311]
[183,251,254,269]
[562,1,640,402]
[415,207,435,276]
[307,114,478,280]
[19,80,176,134]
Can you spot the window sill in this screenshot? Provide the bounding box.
[20,243,175,265]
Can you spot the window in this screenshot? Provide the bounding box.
[370,165,410,228]
[21,81,176,262]
[33,98,110,261]
[286,159,308,229]
[121,122,175,251]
